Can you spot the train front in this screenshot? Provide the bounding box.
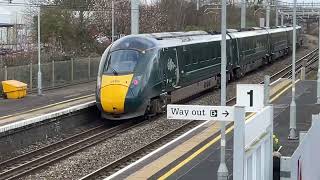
[96,35,157,120]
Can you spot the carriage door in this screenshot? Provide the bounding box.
[161,47,179,90]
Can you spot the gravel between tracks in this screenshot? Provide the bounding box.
[22,37,317,180]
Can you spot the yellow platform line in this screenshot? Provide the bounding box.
[158,80,298,180]
[0,94,94,120]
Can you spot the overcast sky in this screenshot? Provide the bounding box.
[0,0,319,24]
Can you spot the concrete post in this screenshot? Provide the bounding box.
[131,0,139,34]
[289,0,298,140]
[88,57,91,79]
[217,0,228,179]
[112,0,115,43]
[275,1,278,26]
[281,13,284,26]
[266,0,270,27]
[52,60,55,87]
[241,0,246,29]
[300,67,305,80]
[4,65,7,81]
[264,75,270,106]
[71,58,74,82]
[29,63,33,90]
[196,0,199,10]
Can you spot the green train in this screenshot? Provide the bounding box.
[96,26,302,120]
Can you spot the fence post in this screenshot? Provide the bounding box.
[4,66,7,81]
[300,67,305,80]
[88,56,91,80]
[71,58,74,82]
[264,75,270,106]
[29,63,33,90]
[52,60,55,87]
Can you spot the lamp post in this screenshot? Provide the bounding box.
[317,13,320,104]
[217,0,228,179]
[241,0,246,29]
[131,0,139,34]
[37,5,42,95]
[266,0,270,27]
[112,0,115,42]
[289,0,298,140]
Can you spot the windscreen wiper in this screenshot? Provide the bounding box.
[109,66,118,76]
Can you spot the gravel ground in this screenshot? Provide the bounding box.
[22,36,317,180]
[0,119,103,162]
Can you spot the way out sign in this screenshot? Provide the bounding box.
[167,104,234,121]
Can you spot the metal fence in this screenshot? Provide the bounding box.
[0,57,101,95]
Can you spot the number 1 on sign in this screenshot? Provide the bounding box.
[247,90,253,107]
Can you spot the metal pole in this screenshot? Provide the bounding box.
[88,57,91,79]
[131,0,139,34]
[52,60,55,87]
[71,58,74,82]
[37,6,42,95]
[266,0,270,27]
[264,75,270,106]
[281,13,284,26]
[4,65,7,81]
[241,0,246,29]
[196,0,199,11]
[317,14,320,104]
[217,0,228,179]
[275,1,279,26]
[112,0,115,43]
[289,0,298,140]
[30,63,33,90]
[300,67,305,81]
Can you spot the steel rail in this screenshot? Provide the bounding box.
[80,48,319,180]
[0,120,146,180]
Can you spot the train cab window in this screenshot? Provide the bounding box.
[104,50,140,75]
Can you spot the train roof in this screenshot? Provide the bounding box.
[266,28,288,34]
[111,26,300,51]
[228,29,269,38]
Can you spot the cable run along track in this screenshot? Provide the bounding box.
[79,48,319,180]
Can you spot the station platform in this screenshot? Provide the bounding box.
[0,82,96,132]
[108,80,319,180]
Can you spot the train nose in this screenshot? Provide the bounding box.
[100,75,133,114]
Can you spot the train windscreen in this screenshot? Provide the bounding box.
[104,50,140,75]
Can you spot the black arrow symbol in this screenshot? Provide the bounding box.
[222,111,229,117]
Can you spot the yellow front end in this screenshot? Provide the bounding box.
[100,74,133,114]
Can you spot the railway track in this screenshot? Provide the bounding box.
[79,49,319,180]
[0,120,146,180]
[1,49,318,180]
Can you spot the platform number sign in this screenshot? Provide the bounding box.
[236,84,264,112]
[247,90,253,107]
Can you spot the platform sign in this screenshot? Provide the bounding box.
[167,104,234,121]
[236,84,264,112]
